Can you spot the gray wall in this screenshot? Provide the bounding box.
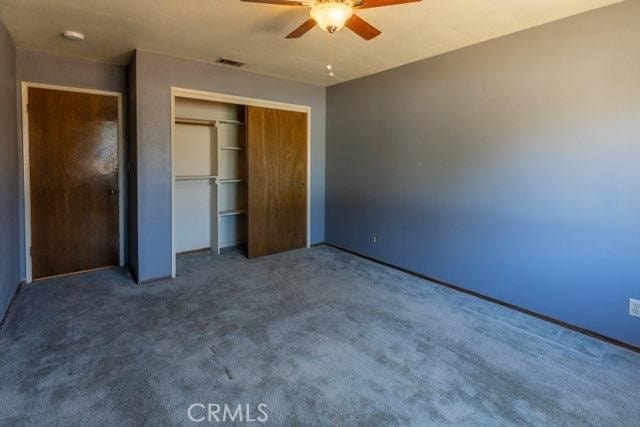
[0,21,19,319]
[128,53,139,279]
[16,49,128,280]
[132,50,326,282]
[326,1,640,346]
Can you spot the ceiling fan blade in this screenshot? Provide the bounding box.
[285,18,317,38]
[356,0,422,9]
[241,0,304,6]
[345,14,382,40]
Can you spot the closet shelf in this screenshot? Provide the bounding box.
[219,209,246,217]
[217,178,245,184]
[175,175,217,181]
[218,119,245,126]
[175,117,244,126]
[175,117,214,126]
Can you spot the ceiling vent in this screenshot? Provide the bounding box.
[214,57,246,68]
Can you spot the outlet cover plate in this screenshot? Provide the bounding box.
[629,298,640,318]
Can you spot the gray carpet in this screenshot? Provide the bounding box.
[0,245,639,425]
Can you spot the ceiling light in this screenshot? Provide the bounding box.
[310,2,353,34]
[61,31,85,41]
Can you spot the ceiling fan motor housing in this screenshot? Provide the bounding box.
[310,1,354,33]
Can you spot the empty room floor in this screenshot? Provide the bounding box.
[1,246,639,425]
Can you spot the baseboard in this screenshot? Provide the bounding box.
[324,243,640,354]
[137,274,172,285]
[219,240,246,249]
[0,280,25,329]
[32,265,118,282]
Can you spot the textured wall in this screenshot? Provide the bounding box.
[16,49,128,280]
[326,1,640,346]
[0,21,18,319]
[133,50,326,282]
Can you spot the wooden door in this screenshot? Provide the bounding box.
[28,87,119,279]
[246,106,307,258]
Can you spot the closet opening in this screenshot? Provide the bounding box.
[170,88,311,278]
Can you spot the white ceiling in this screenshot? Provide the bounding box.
[0,0,624,86]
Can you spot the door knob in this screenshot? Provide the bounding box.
[108,189,117,196]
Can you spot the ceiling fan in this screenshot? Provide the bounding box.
[241,0,422,40]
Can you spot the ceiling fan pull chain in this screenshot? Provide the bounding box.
[327,33,336,78]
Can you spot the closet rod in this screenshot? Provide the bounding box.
[175,117,244,126]
[175,175,217,181]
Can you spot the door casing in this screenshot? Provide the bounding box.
[21,82,125,283]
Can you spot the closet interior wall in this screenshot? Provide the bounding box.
[174,97,247,254]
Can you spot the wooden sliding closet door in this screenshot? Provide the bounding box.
[28,87,119,279]
[246,106,307,258]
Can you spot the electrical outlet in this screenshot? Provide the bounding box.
[372,236,378,244]
[630,298,640,318]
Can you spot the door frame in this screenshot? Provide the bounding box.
[170,87,312,278]
[21,82,125,283]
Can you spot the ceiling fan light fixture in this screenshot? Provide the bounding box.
[310,2,353,34]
